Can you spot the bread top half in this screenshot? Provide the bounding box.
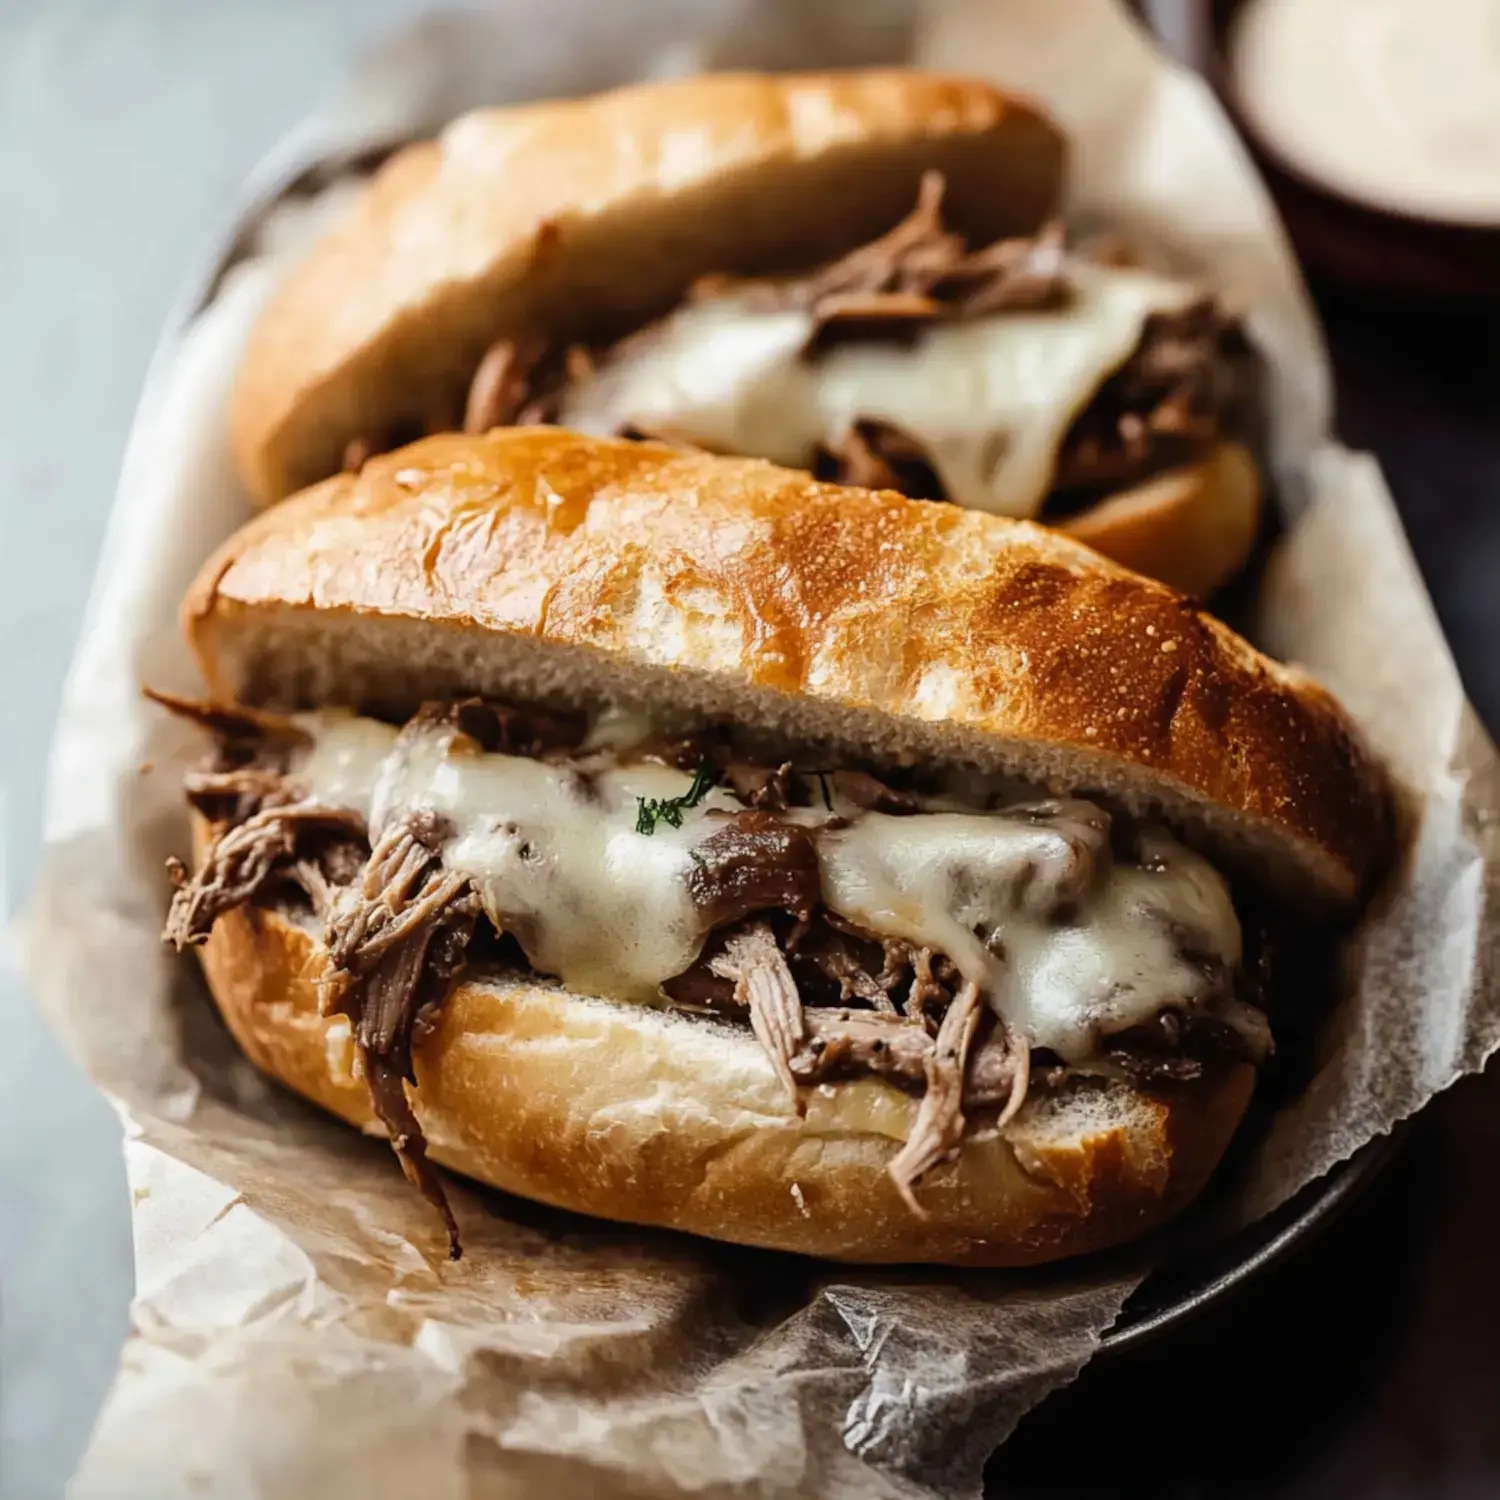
[229,69,1065,505]
[187,428,1390,909]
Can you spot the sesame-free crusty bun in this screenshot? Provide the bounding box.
[231,70,1064,507]
[172,429,1386,1264]
[188,428,1388,907]
[196,874,1257,1266]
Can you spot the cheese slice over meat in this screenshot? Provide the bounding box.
[291,710,1242,1061]
[558,264,1198,518]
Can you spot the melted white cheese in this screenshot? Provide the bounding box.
[291,712,1241,1059]
[817,816,1240,1059]
[296,711,740,1001]
[558,264,1197,518]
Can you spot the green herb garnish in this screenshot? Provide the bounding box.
[636,759,719,835]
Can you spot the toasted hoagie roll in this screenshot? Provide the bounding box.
[231,71,1262,596]
[160,430,1386,1264]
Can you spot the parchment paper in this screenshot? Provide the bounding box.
[24,3,1500,1497]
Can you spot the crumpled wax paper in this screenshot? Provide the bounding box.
[25,2,1500,1496]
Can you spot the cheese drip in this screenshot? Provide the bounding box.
[291,711,1242,1060]
[558,263,1198,518]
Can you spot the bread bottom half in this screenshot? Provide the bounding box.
[1059,441,1263,599]
[198,901,1256,1267]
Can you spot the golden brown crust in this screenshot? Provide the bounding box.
[187,428,1390,905]
[197,890,1256,1266]
[231,70,1064,505]
[1060,442,1263,599]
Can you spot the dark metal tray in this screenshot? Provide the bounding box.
[1102,1133,1396,1352]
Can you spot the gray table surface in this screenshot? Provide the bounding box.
[0,7,437,1496]
[4,6,1499,1500]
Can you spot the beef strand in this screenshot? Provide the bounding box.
[401,697,587,760]
[887,978,985,1214]
[322,811,482,1259]
[710,921,806,1108]
[724,760,793,811]
[143,686,309,752]
[789,171,968,312]
[829,768,924,815]
[800,928,899,1011]
[905,945,949,1026]
[164,801,369,949]
[790,1007,932,1090]
[462,337,580,435]
[464,338,546,433]
[183,765,302,826]
[820,420,917,494]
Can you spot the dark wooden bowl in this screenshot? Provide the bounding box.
[1175,0,1500,301]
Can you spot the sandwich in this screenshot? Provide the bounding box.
[157,429,1387,1265]
[230,71,1263,597]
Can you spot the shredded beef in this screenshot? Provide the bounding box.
[782,180,1241,507]
[1106,1004,1266,1086]
[159,699,489,1257]
[656,951,736,1012]
[790,1008,932,1090]
[788,1004,1027,1120]
[904,945,951,1027]
[463,338,546,434]
[795,921,900,1011]
[406,697,587,759]
[164,800,370,948]
[886,979,987,1213]
[963,1014,1028,1111]
[461,338,585,435]
[1044,298,1252,519]
[713,175,1240,509]
[774,172,1069,325]
[144,686,309,752]
[829,768,924,816]
[817,420,945,498]
[322,811,482,1259]
[710,922,806,1106]
[182,766,300,826]
[664,911,906,1016]
[159,688,1269,1236]
[352,174,1243,526]
[686,811,821,930]
[724,760,793,811]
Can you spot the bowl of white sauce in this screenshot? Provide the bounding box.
[1192,0,1500,298]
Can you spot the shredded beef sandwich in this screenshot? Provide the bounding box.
[154,428,1387,1265]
